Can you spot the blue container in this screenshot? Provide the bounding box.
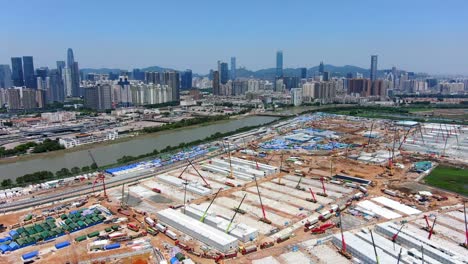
[8,230,18,238]
[0,236,12,243]
[104,243,120,250]
[22,250,39,260]
[0,244,10,253]
[55,240,71,249]
[170,257,180,264]
[8,242,19,251]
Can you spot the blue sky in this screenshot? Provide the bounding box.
[1,0,467,74]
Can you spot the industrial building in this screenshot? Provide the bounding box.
[157,208,238,253]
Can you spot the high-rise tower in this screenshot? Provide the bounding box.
[11,57,24,87]
[230,57,236,80]
[370,55,378,81]
[276,51,283,78]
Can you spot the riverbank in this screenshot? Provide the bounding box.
[0,115,280,180]
[0,114,243,165]
[3,116,284,187]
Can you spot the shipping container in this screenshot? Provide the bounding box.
[55,240,70,249]
[144,217,155,227]
[240,245,257,255]
[87,231,100,238]
[165,230,177,240]
[22,250,39,260]
[155,223,167,233]
[276,233,291,243]
[104,243,120,250]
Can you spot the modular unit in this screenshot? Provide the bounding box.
[185,205,258,242]
[375,223,463,264]
[157,209,238,253]
[158,175,185,187]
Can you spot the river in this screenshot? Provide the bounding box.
[0,116,279,180]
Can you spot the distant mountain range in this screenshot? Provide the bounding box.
[81,64,398,79]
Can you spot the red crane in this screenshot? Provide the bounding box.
[338,212,352,259]
[422,215,437,237]
[317,177,328,197]
[306,188,317,203]
[254,176,271,224]
[392,224,405,242]
[89,151,107,198]
[460,201,468,248]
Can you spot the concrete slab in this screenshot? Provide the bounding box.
[215,196,291,227]
[307,244,351,264]
[283,174,352,194]
[252,256,281,264]
[279,251,314,264]
[282,176,344,198]
[232,191,302,217]
[272,178,341,200]
[262,181,334,204]
[246,186,320,212]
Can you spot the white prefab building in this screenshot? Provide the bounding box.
[157,209,238,253]
[184,204,258,242]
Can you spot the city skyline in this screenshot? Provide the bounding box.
[1,0,468,75]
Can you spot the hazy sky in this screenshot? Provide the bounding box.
[2,0,467,75]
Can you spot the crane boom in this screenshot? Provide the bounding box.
[188,159,210,188]
[254,176,270,224]
[226,193,247,233]
[369,230,380,264]
[200,188,222,222]
[428,217,437,240]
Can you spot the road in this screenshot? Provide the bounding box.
[0,135,252,214]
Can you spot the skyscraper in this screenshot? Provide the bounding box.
[276,51,283,78]
[319,61,325,74]
[230,57,236,80]
[67,48,80,97]
[164,71,180,102]
[11,57,24,87]
[181,70,193,90]
[213,71,220,95]
[84,84,112,110]
[370,55,378,82]
[62,67,72,97]
[7,88,21,109]
[0,65,12,88]
[22,56,36,88]
[49,69,65,102]
[299,68,307,79]
[72,61,81,96]
[220,63,229,84]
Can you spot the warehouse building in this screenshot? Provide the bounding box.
[157,209,238,253]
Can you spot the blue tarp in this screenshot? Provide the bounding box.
[0,244,9,253]
[22,250,39,260]
[55,241,70,249]
[170,257,180,264]
[0,236,12,243]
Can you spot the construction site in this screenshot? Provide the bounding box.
[0,112,467,264]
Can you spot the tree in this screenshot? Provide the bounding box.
[56,168,71,178]
[71,167,81,175]
[81,166,90,172]
[1,179,12,187]
[90,163,98,170]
